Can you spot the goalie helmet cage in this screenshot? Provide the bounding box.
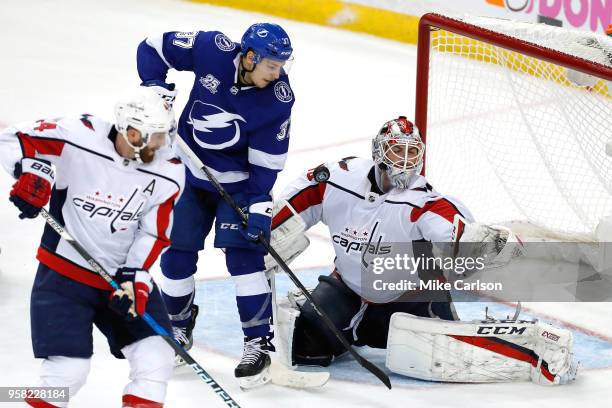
[415,13,612,240]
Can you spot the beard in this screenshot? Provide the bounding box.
[136,145,156,163]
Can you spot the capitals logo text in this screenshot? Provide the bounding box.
[73,188,145,233]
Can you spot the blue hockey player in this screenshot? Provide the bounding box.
[136,23,294,387]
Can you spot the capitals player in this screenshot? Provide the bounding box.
[0,88,184,407]
[267,117,578,385]
[136,23,294,386]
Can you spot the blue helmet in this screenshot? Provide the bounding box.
[241,23,293,64]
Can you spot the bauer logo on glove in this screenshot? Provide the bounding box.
[109,267,153,320]
[9,157,55,219]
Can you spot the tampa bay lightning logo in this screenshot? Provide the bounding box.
[214,33,236,51]
[187,101,246,150]
[274,81,293,103]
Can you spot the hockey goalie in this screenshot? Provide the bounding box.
[266,116,578,386]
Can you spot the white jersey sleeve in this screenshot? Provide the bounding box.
[0,116,84,178]
[0,128,22,177]
[410,195,474,242]
[275,164,330,229]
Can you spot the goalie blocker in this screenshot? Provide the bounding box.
[264,200,310,272]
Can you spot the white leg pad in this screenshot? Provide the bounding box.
[121,336,174,403]
[530,321,578,385]
[386,313,577,385]
[273,296,301,368]
[38,356,91,407]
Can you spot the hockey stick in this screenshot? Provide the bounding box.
[176,136,392,389]
[39,208,241,408]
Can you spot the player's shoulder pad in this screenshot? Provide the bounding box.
[328,156,370,174]
[145,147,185,192]
[307,156,368,183]
[75,114,109,132]
[167,156,182,165]
[270,75,294,105]
[392,174,441,206]
[197,30,239,54]
[53,115,113,140]
[408,174,436,194]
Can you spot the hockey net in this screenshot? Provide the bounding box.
[415,13,612,241]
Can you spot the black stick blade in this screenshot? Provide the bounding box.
[357,354,392,389]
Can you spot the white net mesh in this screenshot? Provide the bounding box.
[423,15,612,237]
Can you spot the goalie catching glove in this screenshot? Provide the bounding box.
[109,267,153,320]
[450,214,525,271]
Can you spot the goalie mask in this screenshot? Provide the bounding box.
[372,116,424,190]
[114,87,175,163]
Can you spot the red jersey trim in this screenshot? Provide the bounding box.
[449,335,555,382]
[17,132,65,158]
[272,183,327,229]
[272,205,293,229]
[142,192,178,270]
[37,247,112,290]
[410,198,461,223]
[122,394,164,408]
[288,182,327,214]
[24,396,60,408]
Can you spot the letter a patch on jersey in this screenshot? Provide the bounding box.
[144,180,156,195]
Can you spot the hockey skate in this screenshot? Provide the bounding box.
[235,335,274,389]
[173,304,199,366]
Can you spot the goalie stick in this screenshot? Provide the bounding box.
[39,209,241,408]
[176,136,392,390]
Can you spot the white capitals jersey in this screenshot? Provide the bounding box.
[0,115,185,289]
[274,157,473,303]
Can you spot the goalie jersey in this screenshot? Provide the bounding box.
[0,116,185,289]
[274,157,474,303]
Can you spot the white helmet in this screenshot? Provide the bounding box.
[372,116,424,190]
[114,87,175,162]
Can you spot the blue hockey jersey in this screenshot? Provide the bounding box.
[137,30,294,197]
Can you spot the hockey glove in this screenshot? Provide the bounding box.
[141,80,177,106]
[241,195,273,243]
[9,158,54,219]
[109,267,153,320]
